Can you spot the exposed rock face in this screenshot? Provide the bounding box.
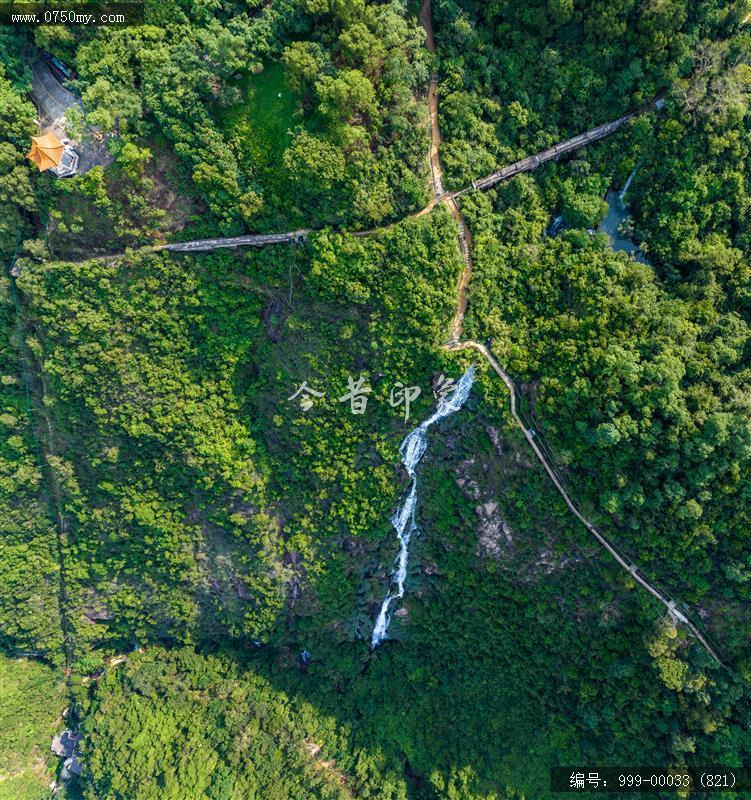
[341,537,365,555]
[83,607,114,622]
[262,296,285,343]
[454,424,585,581]
[456,452,515,560]
[491,430,536,470]
[475,501,513,559]
[61,754,82,780]
[229,572,252,601]
[304,740,322,758]
[52,729,83,787]
[455,457,481,500]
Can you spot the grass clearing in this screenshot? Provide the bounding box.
[218,61,306,225]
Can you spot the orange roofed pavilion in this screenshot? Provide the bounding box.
[27,132,65,171]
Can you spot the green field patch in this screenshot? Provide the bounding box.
[219,61,306,224]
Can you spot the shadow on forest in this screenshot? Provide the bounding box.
[180,245,690,800]
[211,415,682,800]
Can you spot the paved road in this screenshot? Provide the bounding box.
[29,60,113,175]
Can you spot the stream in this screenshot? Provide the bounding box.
[371,366,476,648]
[547,165,648,263]
[598,165,648,263]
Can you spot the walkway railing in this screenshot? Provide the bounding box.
[444,339,727,667]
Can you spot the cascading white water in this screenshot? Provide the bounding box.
[618,163,641,203]
[371,366,475,648]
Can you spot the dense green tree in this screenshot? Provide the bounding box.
[3,0,751,797]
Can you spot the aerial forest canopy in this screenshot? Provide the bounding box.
[1,0,751,798]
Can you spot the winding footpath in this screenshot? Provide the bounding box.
[419,0,474,343]
[18,2,725,667]
[445,341,726,666]
[7,244,75,676]
[416,0,724,666]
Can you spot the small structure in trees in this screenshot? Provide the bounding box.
[29,58,112,175]
[51,729,79,758]
[27,132,79,177]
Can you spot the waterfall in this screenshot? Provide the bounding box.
[618,163,641,203]
[371,366,476,649]
[546,214,564,238]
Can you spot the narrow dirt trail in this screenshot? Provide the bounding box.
[427,77,443,197]
[421,1,724,666]
[447,203,473,342]
[7,252,75,676]
[419,0,474,343]
[419,0,435,51]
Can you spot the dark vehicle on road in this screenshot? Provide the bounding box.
[42,53,75,83]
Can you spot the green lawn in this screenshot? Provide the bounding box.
[219,61,304,225]
[0,655,65,800]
